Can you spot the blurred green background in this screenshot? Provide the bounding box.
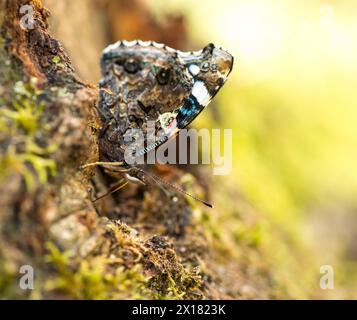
[148,0,357,298]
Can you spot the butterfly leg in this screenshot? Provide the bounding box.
[93,178,129,202]
[80,161,125,169]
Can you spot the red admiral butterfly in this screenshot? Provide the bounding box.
[82,40,233,207]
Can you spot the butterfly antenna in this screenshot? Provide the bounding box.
[142,169,214,209]
[80,161,213,208]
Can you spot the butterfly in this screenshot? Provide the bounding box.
[82,40,233,207]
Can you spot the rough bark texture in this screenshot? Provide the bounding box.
[0,0,279,299]
[0,0,102,298]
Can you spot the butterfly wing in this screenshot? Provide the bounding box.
[98,40,233,164]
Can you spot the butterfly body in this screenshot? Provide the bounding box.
[97,40,233,185]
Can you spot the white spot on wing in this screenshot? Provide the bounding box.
[165,46,176,53]
[152,42,165,49]
[189,64,200,76]
[103,41,121,54]
[122,40,137,47]
[192,49,203,55]
[192,81,211,106]
[138,40,150,46]
[177,50,191,57]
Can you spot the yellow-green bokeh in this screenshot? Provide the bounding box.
[149,0,357,297]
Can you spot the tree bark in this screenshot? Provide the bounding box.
[0,0,213,299]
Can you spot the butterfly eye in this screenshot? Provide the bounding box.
[189,64,200,76]
[200,61,210,72]
[211,63,218,72]
[156,68,171,85]
[124,59,139,73]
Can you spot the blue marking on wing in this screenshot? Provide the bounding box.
[177,95,203,129]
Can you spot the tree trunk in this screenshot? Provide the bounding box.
[0,0,221,299]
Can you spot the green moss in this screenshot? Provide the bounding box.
[234,220,269,248]
[0,256,16,299]
[146,245,202,300]
[111,223,203,300]
[0,79,57,191]
[44,218,204,300]
[149,269,202,300]
[51,56,65,70]
[45,242,150,300]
